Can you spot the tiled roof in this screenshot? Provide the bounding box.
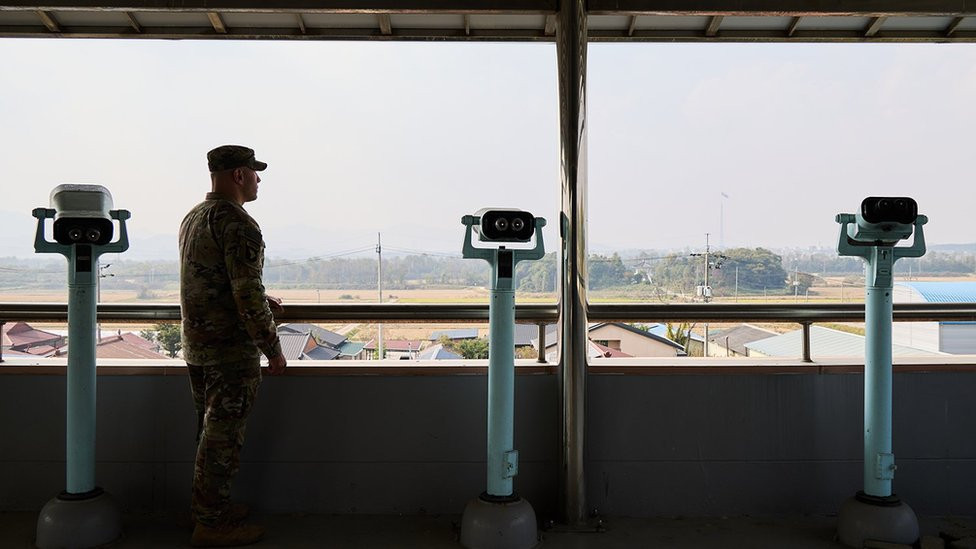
[590,341,631,358]
[279,323,347,348]
[428,329,478,341]
[95,336,169,359]
[745,326,935,358]
[418,344,462,360]
[709,324,779,355]
[897,282,976,303]
[279,332,314,360]
[23,345,59,357]
[53,336,169,359]
[2,322,63,348]
[303,346,341,360]
[119,332,159,351]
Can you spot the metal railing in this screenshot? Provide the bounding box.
[2,301,975,363]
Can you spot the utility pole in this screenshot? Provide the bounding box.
[690,233,713,303]
[97,263,113,343]
[703,234,709,356]
[704,233,710,302]
[691,234,726,357]
[377,232,384,360]
[794,264,799,302]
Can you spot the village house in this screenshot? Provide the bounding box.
[539,322,686,362]
[363,339,425,360]
[278,323,366,360]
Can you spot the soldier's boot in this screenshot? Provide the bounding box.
[224,503,250,524]
[192,503,250,529]
[190,522,264,547]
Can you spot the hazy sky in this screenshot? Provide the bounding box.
[1,39,973,260]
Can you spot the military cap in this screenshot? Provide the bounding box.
[207,145,268,173]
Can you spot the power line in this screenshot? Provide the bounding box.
[383,246,463,259]
[264,245,376,269]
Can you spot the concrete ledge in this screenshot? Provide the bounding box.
[2,356,976,376]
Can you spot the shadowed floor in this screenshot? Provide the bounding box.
[4,512,975,548]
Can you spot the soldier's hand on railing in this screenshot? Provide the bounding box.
[267,354,287,375]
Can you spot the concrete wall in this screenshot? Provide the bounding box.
[586,372,976,517]
[2,370,975,518]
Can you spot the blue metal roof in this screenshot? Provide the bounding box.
[897,282,976,303]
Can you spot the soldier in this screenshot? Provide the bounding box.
[179,144,287,547]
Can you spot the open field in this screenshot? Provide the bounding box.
[3,275,972,344]
[4,273,976,305]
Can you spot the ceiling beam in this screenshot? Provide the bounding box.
[945,16,966,35]
[35,9,60,31]
[0,25,973,42]
[786,15,801,36]
[705,14,722,36]
[864,15,886,37]
[206,11,226,33]
[588,0,976,16]
[3,0,975,17]
[123,10,141,31]
[377,13,391,34]
[0,1,557,14]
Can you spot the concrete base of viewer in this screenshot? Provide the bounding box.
[36,488,122,549]
[460,494,539,549]
[837,492,919,548]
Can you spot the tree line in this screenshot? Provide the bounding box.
[1,247,973,296]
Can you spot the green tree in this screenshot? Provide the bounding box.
[447,338,490,359]
[516,253,557,292]
[652,255,699,296]
[148,323,182,358]
[588,253,632,290]
[711,248,789,294]
[666,322,695,349]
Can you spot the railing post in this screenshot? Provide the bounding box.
[537,322,547,363]
[802,321,812,363]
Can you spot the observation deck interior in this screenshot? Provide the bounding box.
[2,1,976,548]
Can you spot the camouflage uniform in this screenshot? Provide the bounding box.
[180,176,282,526]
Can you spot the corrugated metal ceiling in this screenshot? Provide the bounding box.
[0,1,974,42]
